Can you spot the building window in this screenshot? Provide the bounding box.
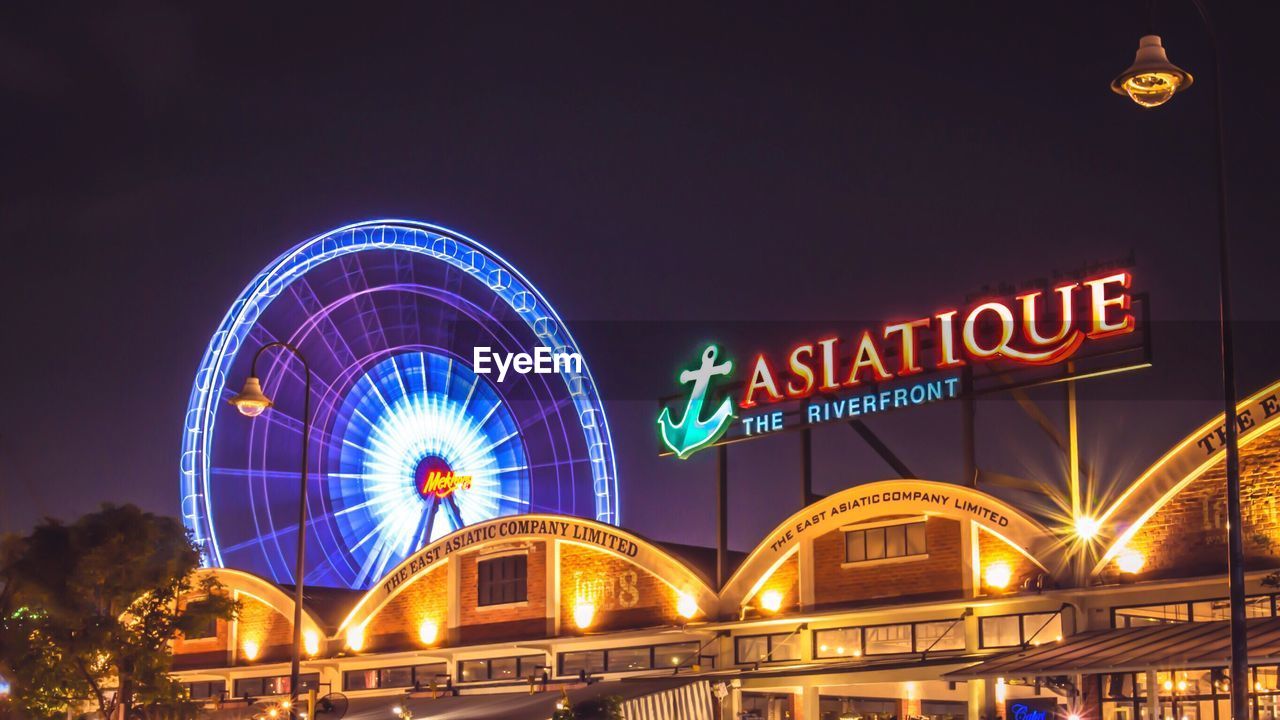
[233,673,319,698]
[817,619,967,657]
[477,554,528,606]
[559,650,605,677]
[343,663,447,691]
[607,647,652,672]
[814,627,863,659]
[864,623,914,655]
[1113,596,1277,627]
[844,521,926,563]
[181,598,219,640]
[914,620,965,652]
[558,642,704,676]
[735,633,801,664]
[653,642,700,669]
[183,680,226,700]
[457,655,544,683]
[980,612,1063,648]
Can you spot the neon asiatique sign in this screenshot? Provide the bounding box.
[658,271,1137,459]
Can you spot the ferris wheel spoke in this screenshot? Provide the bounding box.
[289,276,359,369]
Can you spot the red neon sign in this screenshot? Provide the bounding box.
[740,272,1135,409]
[419,470,473,499]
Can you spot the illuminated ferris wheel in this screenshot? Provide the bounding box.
[180,220,618,589]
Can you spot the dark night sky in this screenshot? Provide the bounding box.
[3,2,1279,558]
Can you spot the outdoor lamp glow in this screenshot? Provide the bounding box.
[346,624,365,652]
[573,600,596,630]
[759,589,784,613]
[984,561,1013,591]
[1074,515,1101,541]
[1117,548,1146,575]
[228,376,273,417]
[676,592,699,620]
[241,639,261,661]
[418,618,439,646]
[1112,35,1193,108]
[303,630,320,657]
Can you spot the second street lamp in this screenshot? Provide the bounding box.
[1110,3,1248,719]
[229,342,313,714]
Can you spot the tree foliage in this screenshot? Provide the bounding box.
[0,504,238,720]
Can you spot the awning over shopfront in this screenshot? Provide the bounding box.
[337,678,715,720]
[948,618,1280,679]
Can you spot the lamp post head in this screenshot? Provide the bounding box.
[1111,35,1193,108]
[229,376,273,417]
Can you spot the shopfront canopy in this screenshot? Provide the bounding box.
[338,677,715,720]
[948,618,1280,679]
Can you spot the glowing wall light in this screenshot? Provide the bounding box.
[303,629,320,657]
[241,639,261,662]
[995,677,1007,703]
[418,618,439,646]
[1074,515,1101,541]
[573,600,596,630]
[984,562,1013,591]
[759,589,784,614]
[346,624,366,652]
[1116,548,1145,575]
[676,593,699,620]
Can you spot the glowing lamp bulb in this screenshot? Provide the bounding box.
[676,593,699,620]
[267,709,278,719]
[852,649,862,657]
[1176,680,1187,692]
[1074,515,1101,540]
[984,562,1013,591]
[1117,548,1145,575]
[346,624,365,652]
[1111,36,1192,108]
[303,629,320,657]
[241,639,260,662]
[1067,714,1082,720]
[228,376,273,417]
[418,619,439,645]
[573,601,596,630]
[391,706,403,717]
[1163,679,1174,691]
[995,678,1007,703]
[280,701,291,710]
[759,589,784,614]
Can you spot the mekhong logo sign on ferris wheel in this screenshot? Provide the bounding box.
[658,271,1141,459]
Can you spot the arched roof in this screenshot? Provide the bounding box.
[1092,377,1280,576]
[720,478,1054,607]
[338,514,718,634]
[196,567,325,637]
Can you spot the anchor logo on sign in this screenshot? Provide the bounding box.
[658,344,735,459]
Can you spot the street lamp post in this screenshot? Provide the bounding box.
[229,342,313,713]
[1111,3,1248,718]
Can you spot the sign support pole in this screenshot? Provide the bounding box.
[801,427,813,507]
[717,444,729,589]
[961,366,977,487]
[1066,363,1081,521]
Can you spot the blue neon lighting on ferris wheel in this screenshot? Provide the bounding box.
[180,219,620,579]
[329,351,529,587]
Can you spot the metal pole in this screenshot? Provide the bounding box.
[961,366,977,487]
[717,444,728,588]
[1181,2,1249,717]
[249,343,311,713]
[1066,365,1081,521]
[800,427,813,507]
